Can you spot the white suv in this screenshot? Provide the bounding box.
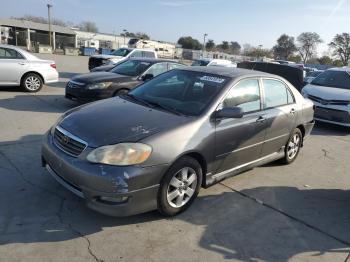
[88,48,157,70]
[0,44,58,92]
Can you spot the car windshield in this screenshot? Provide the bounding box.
[110,48,131,57]
[110,60,151,76]
[306,71,322,77]
[191,60,210,66]
[311,70,350,90]
[128,70,229,116]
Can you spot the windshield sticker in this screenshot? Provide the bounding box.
[200,76,225,83]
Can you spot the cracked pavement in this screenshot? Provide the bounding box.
[1,54,350,261]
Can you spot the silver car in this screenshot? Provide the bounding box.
[0,44,58,92]
[302,68,350,127]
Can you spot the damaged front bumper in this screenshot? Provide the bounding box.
[41,131,169,217]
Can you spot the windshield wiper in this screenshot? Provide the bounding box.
[144,100,184,116]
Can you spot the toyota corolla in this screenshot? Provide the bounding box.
[42,67,314,217]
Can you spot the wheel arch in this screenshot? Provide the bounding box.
[21,71,45,84]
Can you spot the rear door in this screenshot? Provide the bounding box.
[260,78,297,157]
[214,78,267,173]
[0,47,28,85]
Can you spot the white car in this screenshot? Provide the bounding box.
[192,59,237,68]
[88,48,157,70]
[302,68,350,127]
[0,44,58,92]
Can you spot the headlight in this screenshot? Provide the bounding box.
[86,82,113,90]
[87,143,152,166]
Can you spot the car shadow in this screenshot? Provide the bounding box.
[0,94,78,113]
[0,133,349,261]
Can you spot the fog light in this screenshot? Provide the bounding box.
[98,196,129,204]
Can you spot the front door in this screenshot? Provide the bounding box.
[260,78,297,156]
[214,78,267,174]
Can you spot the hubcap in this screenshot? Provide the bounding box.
[166,167,197,208]
[25,76,41,91]
[287,133,300,160]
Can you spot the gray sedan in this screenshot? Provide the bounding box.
[42,67,314,217]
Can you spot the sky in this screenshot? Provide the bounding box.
[1,0,350,55]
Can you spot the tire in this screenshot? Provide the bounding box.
[158,156,202,216]
[21,73,43,92]
[281,128,303,165]
[113,89,129,97]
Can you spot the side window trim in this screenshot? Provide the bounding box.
[216,77,263,115]
[261,77,296,110]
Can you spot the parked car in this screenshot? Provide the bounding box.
[88,48,157,70]
[43,67,314,217]
[302,67,350,127]
[303,70,323,85]
[66,58,184,102]
[192,59,237,67]
[0,44,58,92]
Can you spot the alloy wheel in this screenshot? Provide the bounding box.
[25,76,41,91]
[166,167,198,208]
[287,133,300,160]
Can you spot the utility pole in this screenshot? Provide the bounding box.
[47,4,53,48]
[203,33,208,57]
[123,29,127,45]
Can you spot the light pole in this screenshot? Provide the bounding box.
[123,29,127,45]
[203,33,208,54]
[47,4,53,48]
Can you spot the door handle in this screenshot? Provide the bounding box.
[18,62,26,65]
[256,116,266,123]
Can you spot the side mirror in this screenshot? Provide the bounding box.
[215,107,243,119]
[141,74,154,81]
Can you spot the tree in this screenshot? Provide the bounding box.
[177,36,202,50]
[230,41,241,55]
[78,21,98,33]
[12,15,67,27]
[333,59,344,67]
[272,34,297,60]
[205,39,215,51]
[297,32,322,64]
[329,33,350,66]
[246,47,273,58]
[218,41,229,51]
[121,32,150,40]
[289,55,302,63]
[318,56,333,65]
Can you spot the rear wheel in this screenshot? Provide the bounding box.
[158,156,202,216]
[281,128,303,164]
[21,73,43,92]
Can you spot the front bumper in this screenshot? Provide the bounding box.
[42,131,169,216]
[314,105,350,127]
[65,86,114,103]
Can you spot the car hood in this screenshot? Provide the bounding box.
[71,72,130,84]
[91,55,123,59]
[303,84,350,101]
[59,97,189,147]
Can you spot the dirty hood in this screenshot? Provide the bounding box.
[71,72,130,84]
[59,97,189,147]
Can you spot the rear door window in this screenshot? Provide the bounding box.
[142,51,155,58]
[144,63,168,77]
[129,50,143,58]
[263,79,293,108]
[0,48,24,59]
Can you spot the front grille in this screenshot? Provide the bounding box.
[88,57,104,70]
[67,80,85,89]
[53,126,87,157]
[308,94,349,106]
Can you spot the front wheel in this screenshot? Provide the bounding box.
[281,128,303,164]
[21,73,43,92]
[158,156,202,216]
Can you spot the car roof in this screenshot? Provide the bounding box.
[128,57,184,64]
[328,67,350,72]
[181,66,276,79]
[0,44,23,51]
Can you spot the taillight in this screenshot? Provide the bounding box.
[50,63,57,69]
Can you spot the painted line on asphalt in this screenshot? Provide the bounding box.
[219,182,350,249]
